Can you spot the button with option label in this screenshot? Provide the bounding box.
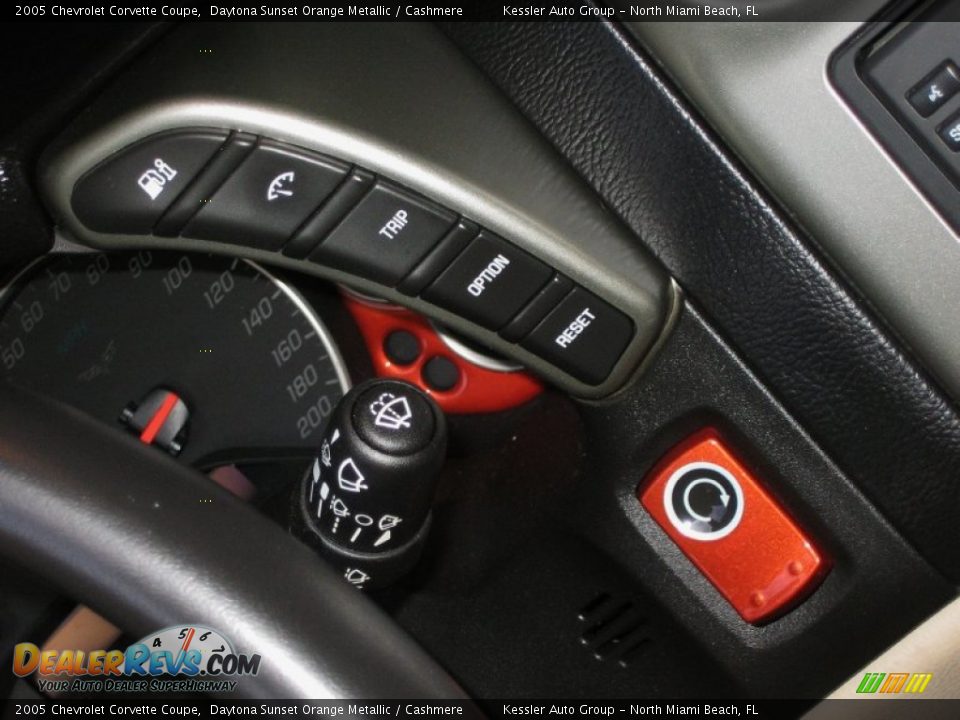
[184,141,347,251]
[521,287,633,385]
[423,232,551,330]
[312,181,456,286]
[639,429,826,624]
[72,130,228,234]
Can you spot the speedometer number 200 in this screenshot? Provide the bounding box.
[297,394,334,439]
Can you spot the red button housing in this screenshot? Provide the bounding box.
[639,429,826,624]
[342,292,543,414]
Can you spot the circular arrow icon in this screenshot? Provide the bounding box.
[663,462,744,541]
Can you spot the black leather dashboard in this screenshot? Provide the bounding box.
[442,19,960,583]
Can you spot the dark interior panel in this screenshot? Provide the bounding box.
[442,18,960,583]
[385,304,952,698]
[0,15,958,706]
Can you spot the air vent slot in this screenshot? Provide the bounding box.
[577,592,650,667]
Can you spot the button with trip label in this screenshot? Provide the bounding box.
[184,141,347,251]
[423,232,551,330]
[938,111,960,152]
[312,181,456,286]
[72,130,228,234]
[521,287,633,385]
[907,61,960,118]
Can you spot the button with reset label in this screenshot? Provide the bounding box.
[521,287,633,385]
[423,232,551,330]
[312,181,456,286]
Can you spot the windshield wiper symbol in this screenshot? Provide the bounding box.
[337,458,368,493]
[369,392,413,431]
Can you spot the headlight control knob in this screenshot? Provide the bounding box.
[295,378,447,589]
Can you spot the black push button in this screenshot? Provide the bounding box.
[283,170,374,259]
[384,330,422,366]
[423,232,551,331]
[312,181,456,285]
[521,287,633,385]
[422,356,460,392]
[397,220,478,297]
[184,141,347,251]
[72,130,227,234]
[154,133,257,236]
[500,273,573,343]
[938,112,960,152]
[907,61,960,118]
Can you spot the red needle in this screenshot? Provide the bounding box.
[139,392,180,445]
[180,627,195,653]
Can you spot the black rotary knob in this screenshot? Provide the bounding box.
[296,378,446,589]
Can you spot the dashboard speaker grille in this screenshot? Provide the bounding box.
[577,592,650,668]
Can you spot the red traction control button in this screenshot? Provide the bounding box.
[639,429,827,624]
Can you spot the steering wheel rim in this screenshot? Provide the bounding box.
[0,383,467,700]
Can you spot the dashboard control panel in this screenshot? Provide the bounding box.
[297,378,448,590]
[832,0,960,237]
[864,21,960,174]
[63,129,640,393]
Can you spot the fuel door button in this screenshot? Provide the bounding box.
[71,129,228,234]
[423,232,551,330]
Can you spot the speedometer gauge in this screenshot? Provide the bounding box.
[0,251,349,465]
